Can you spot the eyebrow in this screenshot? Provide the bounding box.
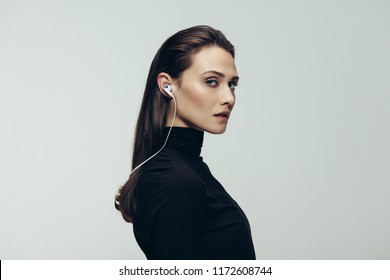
[201,70,239,81]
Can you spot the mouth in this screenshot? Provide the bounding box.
[213,111,230,119]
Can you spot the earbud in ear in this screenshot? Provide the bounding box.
[162,84,174,98]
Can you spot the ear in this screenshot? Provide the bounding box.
[157,72,175,97]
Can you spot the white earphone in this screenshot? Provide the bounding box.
[130,83,177,174]
[162,83,174,98]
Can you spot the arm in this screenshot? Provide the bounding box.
[153,179,204,259]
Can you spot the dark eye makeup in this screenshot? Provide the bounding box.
[206,79,218,87]
[228,81,238,90]
[205,78,239,90]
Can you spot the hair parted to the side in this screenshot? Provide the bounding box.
[115,25,235,223]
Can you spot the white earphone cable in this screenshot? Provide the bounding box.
[130,96,176,175]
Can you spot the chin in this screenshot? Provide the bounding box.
[205,126,227,135]
[189,122,228,134]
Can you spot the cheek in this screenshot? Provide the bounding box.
[181,83,213,111]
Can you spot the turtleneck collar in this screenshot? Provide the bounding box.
[162,127,204,157]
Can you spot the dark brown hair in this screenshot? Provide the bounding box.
[115,25,235,223]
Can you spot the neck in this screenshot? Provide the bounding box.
[162,127,204,157]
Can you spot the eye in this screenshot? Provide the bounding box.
[228,81,238,90]
[206,79,218,87]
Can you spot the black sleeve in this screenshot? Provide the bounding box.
[153,178,204,259]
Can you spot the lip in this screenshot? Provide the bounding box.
[213,111,230,119]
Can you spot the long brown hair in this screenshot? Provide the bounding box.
[115,25,235,223]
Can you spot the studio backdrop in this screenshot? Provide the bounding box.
[1,0,389,259]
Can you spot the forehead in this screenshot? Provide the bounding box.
[187,46,237,77]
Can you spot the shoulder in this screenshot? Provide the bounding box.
[138,149,204,199]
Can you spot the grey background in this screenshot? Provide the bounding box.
[1,0,389,259]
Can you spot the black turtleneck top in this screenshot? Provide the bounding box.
[133,127,256,260]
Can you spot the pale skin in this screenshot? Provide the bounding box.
[157,46,239,134]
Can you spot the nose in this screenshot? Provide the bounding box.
[220,85,236,107]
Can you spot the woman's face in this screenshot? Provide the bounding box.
[169,46,238,134]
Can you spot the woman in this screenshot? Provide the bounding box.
[115,25,256,260]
